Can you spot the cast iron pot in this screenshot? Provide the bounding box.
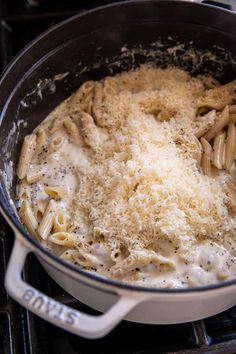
[1,0,236,339]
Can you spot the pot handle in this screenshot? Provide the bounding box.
[5,238,141,338]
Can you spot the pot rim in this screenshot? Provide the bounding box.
[1,0,236,295]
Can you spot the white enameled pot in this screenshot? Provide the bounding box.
[3,211,236,339]
[1,0,236,339]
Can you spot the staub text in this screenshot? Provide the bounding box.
[22,289,77,325]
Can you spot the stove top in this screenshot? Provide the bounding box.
[1,1,236,353]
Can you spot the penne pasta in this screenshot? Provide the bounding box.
[60,249,92,268]
[67,220,80,233]
[84,100,93,115]
[20,199,38,237]
[80,111,102,150]
[49,135,65,152]
[50,118,63,134]
[45,99,69,134]
[53,209,67,232]
[198,80,236,111]
[17,134,37,179]
[44,186,66,199]
[33,200,47,223]
[229,105,236,114]
[26,172,43,184]
[229,113,236,124]
[79,81,94,97]
[225,176,236,195]
[35,127,47,148]
[49,232,77,247]
[84,91,94,109]
[26,166,47,184]
[203,106,229,141]
[103,77,117,97]
[191,135,202,166]
[68,81,94,113]
[224,123,236,172]
[60,249,78,261]
[212,130,226,170]
[111,250,176,278]
[200,137,212,176]
[194,110,216,139]
[92,82,104,127]
[217,266,230,280]
[63,116,80,141]
[18,183,31,201]
[46,100,70,134]
[222,142,226,168]
[38,199,57,240]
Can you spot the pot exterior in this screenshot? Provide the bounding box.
[40,256,236,324]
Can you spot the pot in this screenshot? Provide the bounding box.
[1,0,236,339]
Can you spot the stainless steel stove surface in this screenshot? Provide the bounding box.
[1,1,236,353]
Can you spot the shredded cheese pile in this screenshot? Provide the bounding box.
[73,66,236,274]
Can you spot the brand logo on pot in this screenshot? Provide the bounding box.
[22,289,78,325]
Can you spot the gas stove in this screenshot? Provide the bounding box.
[1,1,236,353]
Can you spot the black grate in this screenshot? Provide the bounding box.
[1,1,236,353]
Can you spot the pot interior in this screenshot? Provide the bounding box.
[0,0,236,246]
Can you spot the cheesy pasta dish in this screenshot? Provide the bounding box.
[17,65,236,288]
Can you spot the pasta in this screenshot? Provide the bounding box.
[53,210,67,232]
[50,117,63,134]
[200,137,212,176]
[68,81,94,114]
[203,106,229,141]
[48,100,69,134]
[48,136,65,152]
[20,200,38,237]
[224,123,236,172]
[229,105,236,114]
[217,266,230,280]
[35,127,47,148]
[80,111,102,150]
[26,166,47,184]
[60,249,97,268]
[230,114,236,124]
[33,200,47,223]
[60,249,78,261]
[110,250,176,278]
[38,199,57,240]
[63,117,80,142]
[194,110,216,139]
[17,65,236,289]
[49,232,76,247]
[212,131,226,170]
[92,82,104,127]
[79,81,94,96]
[104,77,117,97]
[18,183,31,201]
[17,134,36,179]
[44,186,66,199]
[198,80,236,110]
[192,135,202,166]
